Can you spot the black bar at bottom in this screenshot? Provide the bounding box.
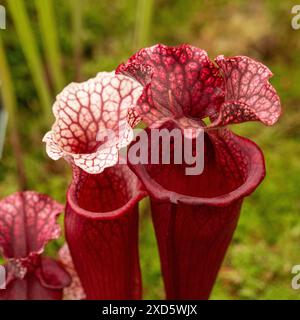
[0,300,297,319]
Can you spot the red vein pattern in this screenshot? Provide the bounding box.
[151,200,242,299]
[128,127,265,299]
[43,72,143,174]
[118,44,280,299]
[212,55,281,126]
[65,164,147,299]
[117,44,224,129]
[0,191,70,300]
[58,244,86,300]
[117,44,281,130]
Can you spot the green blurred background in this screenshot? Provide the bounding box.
[0,0,300,299]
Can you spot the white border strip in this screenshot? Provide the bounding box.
[0,108,8,159]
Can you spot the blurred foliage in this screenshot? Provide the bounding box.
[0,0,300,299]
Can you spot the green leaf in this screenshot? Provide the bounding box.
[134,0,153,49]
[7,0,52,125]
[35,0,65,92]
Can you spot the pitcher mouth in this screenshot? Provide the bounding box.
[127,129,265,207]
[67,164,147,219]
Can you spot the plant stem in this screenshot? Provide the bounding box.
[8,0,52,125]
[70,0,83,81]
[134,0,154,49]
[35,0,65,92]
[0,35,27,190]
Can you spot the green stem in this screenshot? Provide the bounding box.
[70,0,83,81]
[8,0,52,125]
[134,0,154,49]
[0,35,27,190]
[35,0,65,92]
